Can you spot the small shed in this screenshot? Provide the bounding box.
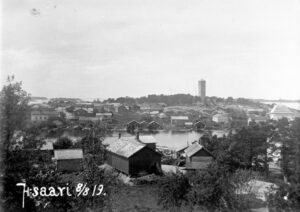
[147,121,161,131]
[127,120,140,132]
[54,149,83,172]
[184,143,214,170]
[194,121,206,131]
[106,137,161,176]
[139,121,148,131]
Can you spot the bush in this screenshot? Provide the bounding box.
[267,181,300,212]
[157,172,191,209]
[53,137,73,149]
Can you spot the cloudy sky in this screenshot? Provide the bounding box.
[1,0,300,99]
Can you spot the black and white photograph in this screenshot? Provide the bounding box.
[1,0,300,211]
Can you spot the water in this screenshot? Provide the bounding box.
[260,101,300,110]
[152,130,227,149]
[112,130,228,150]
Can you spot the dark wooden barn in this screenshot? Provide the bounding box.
[54,149,83,172]
[106,137,161,176]
[184,143,214,170]
[147,121,161,131]
[126,120,140,133]
[139,121,148,131]
[194,121,206,131]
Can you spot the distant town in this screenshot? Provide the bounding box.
[1,78,300,211]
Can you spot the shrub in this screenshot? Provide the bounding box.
[157,172,191,209]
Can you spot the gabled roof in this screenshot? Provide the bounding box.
[184,143,212,158]
[107,137,145,158]
[148,121,160,126]
[127,120,140,125]
[176,145,189,152]
[270,104,292,114]
[31,110,59,116]
[54,149,83,160]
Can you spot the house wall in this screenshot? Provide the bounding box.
[186,149,213,169]
[74,109,88,117]
[57,159,82,172]
[129,147,161,176]
[107,152,129,174]
[171,119,187,127]
[31,114,48,122]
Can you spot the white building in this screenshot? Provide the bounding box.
[269,104,295,121]
[212,113,229,123]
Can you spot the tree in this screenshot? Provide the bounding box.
[0,76,30,154]
[157,172,191,209]
[53,137,73,149]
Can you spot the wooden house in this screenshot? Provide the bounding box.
[54,149,83,172]
[147,121,161,131]
[127,120,140,133]
[171,116,189,127]
[194,121,206,131]
[73,108,90,117]
[31,110,60,123]
[139,121,148,131]
[106,136,161,176]
[184,143,214,170]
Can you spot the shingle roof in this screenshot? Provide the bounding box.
[107,137,145,158]
[148,121,160,126]
[184,143,206,158]
[270,104,292,114]
[54,149,83,160]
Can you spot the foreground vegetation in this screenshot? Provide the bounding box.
[1,76,299,211]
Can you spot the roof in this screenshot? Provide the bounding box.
[74,108,94,113]
[107,137,145,158]
[270,104,293,114]
[40,139,54,150]
[194,121,205,125]
[184,143,212,158]
[103,137,118,146]
[127,120,140,125]
[176,145,189,152]
[31,110,59,116]
[171,116,189,120]
[54,149,83,160]
[148,121,160,126]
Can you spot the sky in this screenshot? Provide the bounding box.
[1,0,300,100]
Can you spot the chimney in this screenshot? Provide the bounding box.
[136,132,139,140]
[118,133,121,139]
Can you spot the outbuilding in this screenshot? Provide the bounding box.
[126,120,140,133]
[147,121,161,131]
[106,137,161,176]
[184,143,214,170]
[54,149,83,172]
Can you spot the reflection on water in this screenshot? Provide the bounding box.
[152,131,227,149]
[112,130,228,149]
[260,101,300,110]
